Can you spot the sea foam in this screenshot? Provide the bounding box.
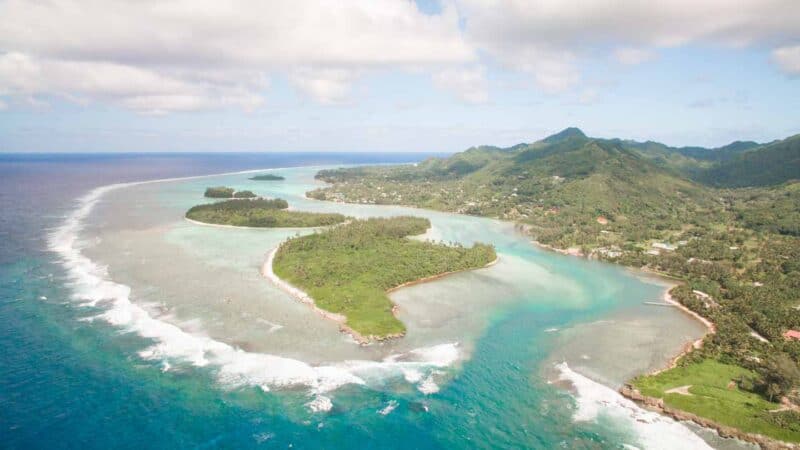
[555,362,711,450]
[49,174,462,410]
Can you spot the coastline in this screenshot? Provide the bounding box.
[386,255,499,293]
[186,217,294,230]
[530,237,716,370]
[311,184,717,368]
[184,216,335,231]
[314,189,742,444]
[527,229,797,449]
[618,386,797,450]
[261,244,500,345]
[260,246,366,342]
[531,240,585,257]
[57,164,776,446]
[637,289,717,377]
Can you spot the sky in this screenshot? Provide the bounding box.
[0,0,798,153]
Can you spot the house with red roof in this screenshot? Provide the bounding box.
[783,330,800,340]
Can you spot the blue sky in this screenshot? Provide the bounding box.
[0,0,798,152]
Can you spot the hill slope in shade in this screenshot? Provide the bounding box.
[699,134,800,187]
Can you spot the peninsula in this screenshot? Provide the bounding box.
[270,216,497,341]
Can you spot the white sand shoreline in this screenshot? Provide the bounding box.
[261,247,348,324]
[184,217,322,231]
[261,244,500,345]
[651,290,717,376]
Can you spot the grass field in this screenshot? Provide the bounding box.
[633,360,800,442]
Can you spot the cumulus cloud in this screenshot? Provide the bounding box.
[457,0,800,88]
[0,0,798,111]
[773,45,800,75]
[458,0,800,47]
[289,68,359,104]
[432,66,488,103]
[0,0,474,111]
[0,52,265,113]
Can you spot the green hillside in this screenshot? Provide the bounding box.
[700,135,800,187]
[313,128,718,249]
[617,134,798,187]
[309,127,800,442]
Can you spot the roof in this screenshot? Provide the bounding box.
[784,330,800,340]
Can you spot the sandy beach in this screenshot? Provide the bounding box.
[650,289,717,375]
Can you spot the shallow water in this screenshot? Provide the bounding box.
[1,155,750,448]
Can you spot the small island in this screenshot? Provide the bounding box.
[204,186,256,198]
[249,174,285,181]
[233,190,257,198]
[186,198,347,227]
[270,216,497,341]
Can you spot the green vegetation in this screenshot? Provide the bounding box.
[272,217,496,339]
[633,360,800,442]
[308,127,800,440]
[310,128,717,251]
[204,186,257,198]
[233,190,257,198]
[204,186,236,198]
[186,198,346,227]
[699,135,800,187]
[249,174,285,181]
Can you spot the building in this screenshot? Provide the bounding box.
[783,330,800,340]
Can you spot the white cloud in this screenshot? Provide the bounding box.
[0,52,265,113]
[288,68,359,105]
[458,0,800,48]
[0,0,474,111]
[0,0,797,111]
[457,0,800,89]
[613,48,656,65]
[432,66,488,103]
[773,45,800,75]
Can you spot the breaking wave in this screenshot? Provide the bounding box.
[49,174,461,411]
[555,362,711,450]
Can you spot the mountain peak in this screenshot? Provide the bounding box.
[542,127,587,143]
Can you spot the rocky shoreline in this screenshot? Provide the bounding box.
[619,385,798,450]
[588,266,789,449]
[530,231,797,449]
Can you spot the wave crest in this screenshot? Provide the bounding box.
[49,177,461,410]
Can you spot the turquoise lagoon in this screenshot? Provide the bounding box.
[39,164,743,448]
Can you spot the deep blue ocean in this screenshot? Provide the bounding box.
[0,153,714,449]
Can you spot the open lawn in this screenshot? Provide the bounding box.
[633,359,800,442]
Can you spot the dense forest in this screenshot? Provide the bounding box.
[308,128,800,441]
[186,198,346,227]
[272,217,496,339]
[203,186,256,198]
